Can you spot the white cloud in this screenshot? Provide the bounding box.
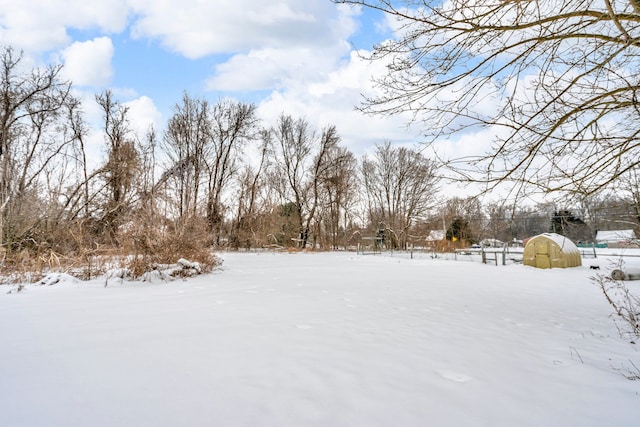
[124,95,163,137]
[256,49,418,157]
[128,0,353,59]
[0,0,426,158]
[205,49,290,92]
[0,0,128,52]
[201,4,360,99]
[61,37,114,87]
[206,46,347,92]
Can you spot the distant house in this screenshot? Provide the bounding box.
[426,230,445,242]
[595,229,638,248]
[425,230,446,251]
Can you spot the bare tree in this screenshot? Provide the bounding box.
[204,99,259,244]
[334,0,640,198]
[617,166,640,228]
[272,115,312,247]
[317,145,358,249]
[162,95,258,245]
[95,90,140,241]
[510,206,549,240]
[272,115,343,248]
[64,96,91,221]
[360,141,439,248]
[162,93,209,222]
[485,202,513,243]
[580,187,640,235]
[0,46,75,251]
[230,130,272,250]
[303,126,343,249]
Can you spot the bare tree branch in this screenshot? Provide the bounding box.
[333,0,640,197]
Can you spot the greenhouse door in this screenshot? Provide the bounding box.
[534,241,551,269]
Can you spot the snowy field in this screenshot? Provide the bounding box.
[1,251,639,426]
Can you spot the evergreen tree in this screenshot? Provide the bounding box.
[446,218,470,243]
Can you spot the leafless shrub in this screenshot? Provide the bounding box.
[593,259,640,343]
[118,217,220,279]
[612,360,640,381]
[0,248,52,285]
[1,216,221,285]
[591,259,640,380]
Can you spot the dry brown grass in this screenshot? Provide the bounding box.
[0,219,221,285]
[119,217,220,278]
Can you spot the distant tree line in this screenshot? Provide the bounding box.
[0,46,441,266]
[0,45,638,275]
[433,197,640,248]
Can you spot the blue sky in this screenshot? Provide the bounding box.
[0,0,423,157]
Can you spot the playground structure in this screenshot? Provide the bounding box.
[356,236,384,255]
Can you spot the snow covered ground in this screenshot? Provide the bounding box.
[1,251,639,426]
